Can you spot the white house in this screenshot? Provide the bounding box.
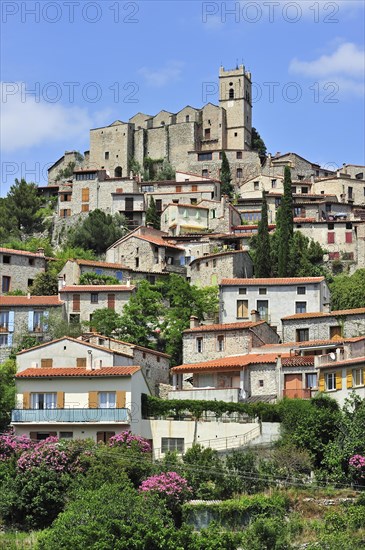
[219,277,330,338]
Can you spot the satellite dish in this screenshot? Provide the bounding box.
[329,352,336,361]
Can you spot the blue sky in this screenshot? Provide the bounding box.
[1,0,364,195]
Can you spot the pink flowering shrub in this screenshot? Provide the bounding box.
[17,436,83,474]
[0,432,33,461]
[139,472,192,505]
[108,431,151,453]
[349,454,365,479]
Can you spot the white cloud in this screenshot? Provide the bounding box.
[138,61,184,88]
[289,42,364,97]
[0,82,109,153]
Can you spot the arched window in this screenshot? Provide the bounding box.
[114,166,122,178]
[229,88,234,99]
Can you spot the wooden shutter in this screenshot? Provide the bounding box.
[96,431,104,443]
[23,392,30,410]
[107,294,115,310]
[347,369,353,389]
[41,359,53,368]
[318,373,325,392]
[73,294,80,312]
[29,431,37,441]
[57,392,64,408]
[49,432,57,437]
[76,358,87,368]
[116,390,126,408]
[89,391,98,408]
[82,188,89,202]
[81,204,89,212]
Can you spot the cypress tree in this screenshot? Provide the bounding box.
[145,196,161,230]
[254,191,271,277]
[276,166,294,277]
[220,151,234,197]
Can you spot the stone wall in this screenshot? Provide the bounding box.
[61,289,134,323]
[189,251,253,288]
[249,364,277,397]
[282,313,365,343]
[183,329,252,364]
[0,250,46,294]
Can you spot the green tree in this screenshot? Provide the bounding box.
[220,151,234,197]
[49,247,96,276]
[253,191,271,277]
[0,359,16,431]
[275,166,293,276]
[329,269,365,310]
[288,232,325,277]
[30,272,58,296]
[46,310,85,340]
[86,308,122,337]
[67,210,127,254]
[251,127,267,157]
[182,444,226,499]
[155,159,175,181]
[145,196,161,229]
[5,179,45,235]
[79,272,120,285]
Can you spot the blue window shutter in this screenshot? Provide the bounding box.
[43,310,49,331]
[8,311,15,333]
[116,271,123,281]
[8,333,13,347]
[94,268,102,275]
[28,311,34,331]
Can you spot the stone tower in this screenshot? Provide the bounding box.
[219,65,252,151]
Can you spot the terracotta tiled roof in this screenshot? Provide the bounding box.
[75,259,129,269]
[16,336,131,357]
[282,355,315,367]
[165,203,208,210]
[319,357,365,369]
[59,285,135,292]
[0,296,63,306]
[282,308,365,320]
[221,277,325,286]
[183,321,264,333]
[136,234,184,250]
[171,353,285,373]
[16,366,141,378]
[0,247,46,258]
[260,335,365,349]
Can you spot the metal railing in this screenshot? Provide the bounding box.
[11,408,129,423]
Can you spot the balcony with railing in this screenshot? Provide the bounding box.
[168,387,241,403]
[315,350,345,367]
[11,408,130,424]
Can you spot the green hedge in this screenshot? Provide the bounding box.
[142,395,284,422]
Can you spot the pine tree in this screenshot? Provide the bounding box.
[276,166,294,276]
[145,196,161,229]
[220,151,234,197]
[254,191,271,277]
[251,128,267,157]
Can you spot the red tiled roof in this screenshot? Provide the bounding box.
[221,277,325,286]
[165,203,208,210]
[0,296,63,306]
[260,335,365,349]
[0,247,46,258]
[282,308,365,320]
[16,366,141,378]
[136,234,184,250]
[282,355,315,367]
[319,357,365,369]
[171,353,285,373]
[183,321,264,333]
[59,285,135,292]
[75,259,129,269]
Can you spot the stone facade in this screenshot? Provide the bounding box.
[83,334,170,396]
[261,152,335,180]
[189,250,253,287]
[282,309,365,343]
[220,277,331,338]
[59,285,135,324]
[182,319,280,365]
[48,151,84,184]
[105,226,186,274]
[312,175,365,205]
[0,296,63,363]
[0,248,47,295]
[52,65,254,187]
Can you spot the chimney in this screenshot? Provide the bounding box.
[146,223,154,229]
[310,174,315,183]
[190,315,199,329]
[323,303,331,314]
[27,292,31,299]
[126,277,131,287]
[86,350,93,371]
[36,247,45,256]
[58,276,65,292]
[250,309,261,323]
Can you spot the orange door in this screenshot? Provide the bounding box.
[284,374,303,398]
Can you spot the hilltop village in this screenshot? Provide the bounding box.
[1,65,365,548]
